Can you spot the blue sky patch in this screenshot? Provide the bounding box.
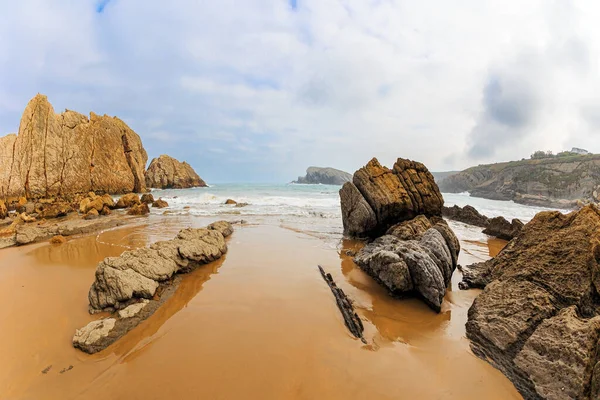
[96,0,111,13]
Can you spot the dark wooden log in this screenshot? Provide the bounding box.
[318,265,366,344]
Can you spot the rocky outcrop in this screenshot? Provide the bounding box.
[340,158,444,238]
[460,205,600,399]
[144,155,207,189]
[115,193,140,209]
[442,205,489,227]
[438,155,600,208]
[0,94,148,200]
[294,167,352,185]
[354,216,459,312]
[88,221,232,313]
[482,216,524,241]
[75,221,233,353]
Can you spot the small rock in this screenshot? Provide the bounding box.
[41,365,52,374]
[59,365,73,374]
[140,193,155,204]
[152,199,168,208]
[49,235,67,245]
[127,203,150,215]
[117,299,149,318]
[115,193,141,209]
[73,318,116,353]
[100,205,111,216]
[234,202,249,208]
[225,199,237,205]
[84,209,99,220]
[20,212,36,223]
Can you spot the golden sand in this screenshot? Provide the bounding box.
[0,218,519,399]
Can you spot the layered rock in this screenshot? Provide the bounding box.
[144,155,207,189]
[293,167,352,185]
[340,158,444,238]
[88,220,232,312]
[354,216,459,312]
[442,204,523,240]
[0,94,148,200]
[342,158,458,312]
[442,205,489,228]
[460,205,600,399]
[75,221,233,353]
[438,155,600,208]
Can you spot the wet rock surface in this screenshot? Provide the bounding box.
[354,216,459,312]
[461,205,600,400]
[75,221,233,353]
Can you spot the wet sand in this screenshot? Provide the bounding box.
[0,217,519,399]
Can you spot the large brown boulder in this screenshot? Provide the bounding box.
[340,158,444,238]
[115,193,141,209]
[460,205,600,400]
[144,154,207,189]
[0,94,147,200]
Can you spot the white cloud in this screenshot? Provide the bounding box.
[1,0,600,181]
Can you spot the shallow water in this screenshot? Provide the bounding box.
[0,212,521,399]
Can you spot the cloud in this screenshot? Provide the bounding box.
[1,1,600,181]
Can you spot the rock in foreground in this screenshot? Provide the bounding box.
[340,158,444,238]
[75,221,233,353]
[354,216,459,312]
[461,205,600,400]
[294,167,352,185]
[145,155,207,189]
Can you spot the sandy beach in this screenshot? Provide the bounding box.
[0,215,520,399]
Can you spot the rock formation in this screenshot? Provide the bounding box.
[140,193,154,204]
[88,220,232,313]
[438,155,600,208]
[340,158,444,238]
[294,167,352,185]
[442,204,523,240]
[341,158,459,312]
[442,205,489,227]
[482,216,524,241]
[144,155,207,189]
[354,216,459,312]
[152,198,168,208]
[0,94,148,200]
[460,205,600,399]
[74,221,233,353]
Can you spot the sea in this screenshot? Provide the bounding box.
[149,183,570,247]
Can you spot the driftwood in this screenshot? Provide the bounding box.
[318,265,366,344]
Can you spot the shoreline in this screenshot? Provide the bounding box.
[0,214,520,399]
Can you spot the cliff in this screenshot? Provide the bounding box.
[294,167,352,185]
[145,155,207,189]
[438,155,600,208]
[0,94,147,200]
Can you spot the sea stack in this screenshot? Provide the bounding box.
[340,157,459,312]
[145,155,207,189]
[0,94,148,200]
[294,167,352,185]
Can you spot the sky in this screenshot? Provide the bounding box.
[1,0,600,183]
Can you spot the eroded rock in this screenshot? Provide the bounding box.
[462,205,600,400]
[127,203,149,216]
[0,94,147,199]
[88,221,233,312]
[340,158,443,238]
[115,193,140,209]
[152,199,168,208]
[140,193,154,204]
[145,155,207,189]
[482,216,524,241]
